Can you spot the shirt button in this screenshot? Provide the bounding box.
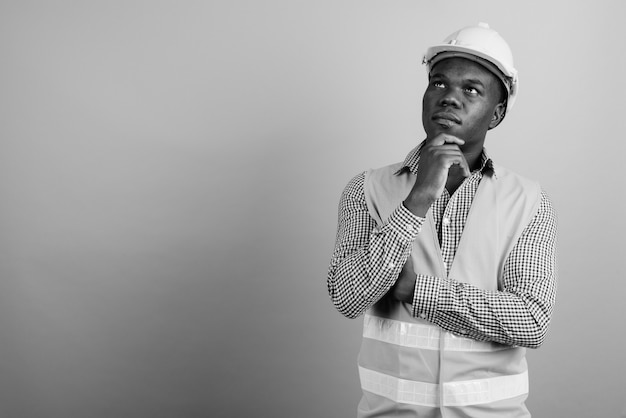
[442,217,451,226]
[418,313,427,319]
[388,262,395,269]
[458,329,468,335]
[406,224,414,233]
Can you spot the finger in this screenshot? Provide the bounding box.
[433,150,470,176]
[428,133,465,147]
[450,154,471,177]
[441,135,465,146]
[429,147,467,162]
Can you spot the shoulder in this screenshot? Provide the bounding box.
[342,160,405,196]
[366,162,406,178]
[493,164,540,188]
[364,161,409,191]
[537,189,558,225]
[494,165,557,230]
[342,171,366,198]
[491,164,543,203]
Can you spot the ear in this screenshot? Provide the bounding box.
[488,102,506,130]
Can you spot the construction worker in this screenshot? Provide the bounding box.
[327,23,557,417]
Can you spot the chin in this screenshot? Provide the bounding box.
[427,125,459,138]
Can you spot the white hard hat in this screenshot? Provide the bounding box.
[423,23,518,112]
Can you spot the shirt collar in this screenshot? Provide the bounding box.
[394,140,496,177]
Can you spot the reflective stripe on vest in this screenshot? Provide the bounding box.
[363,314,509,352]
[359,366,529,407]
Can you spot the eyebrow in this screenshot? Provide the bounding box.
[429,73,486,85]
[465,78,486,87]
[429,74,487,90]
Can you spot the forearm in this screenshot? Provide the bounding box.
[412,274,555,348]
[328,205,421,318]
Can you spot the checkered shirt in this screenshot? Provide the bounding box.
[327,143,558,348]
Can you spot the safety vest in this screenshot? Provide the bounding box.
[358,162,541,418]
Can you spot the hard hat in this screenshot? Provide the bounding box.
[423,23,518,111]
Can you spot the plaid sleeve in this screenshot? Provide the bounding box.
[412,191,558,348]
[327,172,425,319]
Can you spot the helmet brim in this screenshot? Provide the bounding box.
[425,45,517,79]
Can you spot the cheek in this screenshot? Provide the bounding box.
[422,91,438,110]
[473,103,496,121]
[421,93,431,113]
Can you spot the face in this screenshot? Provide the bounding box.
[422,57,505,153]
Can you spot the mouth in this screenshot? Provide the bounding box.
[431,112,461,126]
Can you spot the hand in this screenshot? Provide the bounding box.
[404,134,470,216]
[390,257,417,303]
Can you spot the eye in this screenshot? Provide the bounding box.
[432,81,445,89]
[465,87,479,95]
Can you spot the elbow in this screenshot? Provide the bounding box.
[330,296,363,319]
[522,335,544,349]
[327,275,365,319]
[340,310,361,320]
[527,326,549,349]
[517,320,550,349]
[514,294,555,349]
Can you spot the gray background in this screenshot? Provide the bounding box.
[1,1,624,417]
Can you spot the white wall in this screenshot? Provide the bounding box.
[1,1,624,417]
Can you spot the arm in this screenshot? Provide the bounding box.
[326,172,425,319]
[392,191,558,348]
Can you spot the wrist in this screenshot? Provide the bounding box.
[403,194,435,217]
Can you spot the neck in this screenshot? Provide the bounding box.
[458,136,486,171]
[462,149,483,172]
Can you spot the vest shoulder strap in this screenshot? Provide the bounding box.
[364,163,412,227]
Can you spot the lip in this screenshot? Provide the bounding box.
[431,112,461,124]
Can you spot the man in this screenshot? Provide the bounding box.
[327,23,557,417]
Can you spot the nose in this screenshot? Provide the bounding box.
[440,91,461,108]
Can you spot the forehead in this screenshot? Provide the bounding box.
[429,57,498,84]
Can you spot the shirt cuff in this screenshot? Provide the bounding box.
[412,274,440,320]
[382,203,425,243]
